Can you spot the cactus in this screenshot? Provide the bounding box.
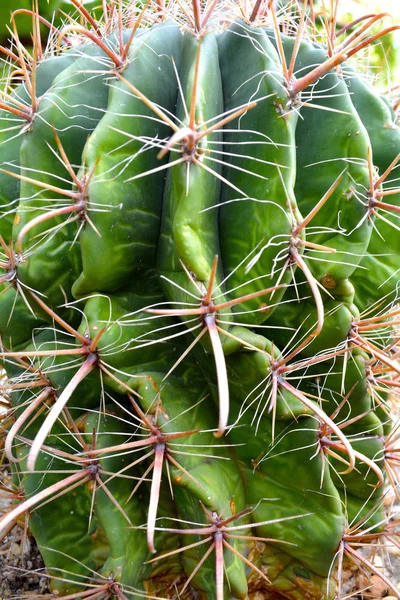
[0,1,400,599]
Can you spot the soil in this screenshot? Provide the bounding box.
[0,530,47,599]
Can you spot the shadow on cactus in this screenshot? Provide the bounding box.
[0,0,400,599]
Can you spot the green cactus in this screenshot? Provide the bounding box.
[0,2,400,600]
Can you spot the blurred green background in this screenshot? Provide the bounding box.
[0,1,99,45]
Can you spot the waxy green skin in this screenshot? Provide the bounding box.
[13,39,117,308]
[73,23,183,297]
[218,22,300,325]
[0,50,85,349]
[158,32,245,356]
[9,357,99,597]
[0,53,77,240]
[299,352,385,437]
[274,35,372,299]
[16,446,98,595]
[345,71,400,310]
[83,410,152,593]
[228,397,344,579]
[256,547,337,600]
[264,290,357,358]
[298,351,386,529]
[159,33,222,285]
[1,10,398,600]
[137,371,250,598]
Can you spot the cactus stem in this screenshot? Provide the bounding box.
[0,469,92,538]
[28,290,90,346]
[5,386,54,463]
[278,377,356,474]
[27,354,98,472]
[295,171,344,234]
[16,203,86,255]
[94,472,133,526]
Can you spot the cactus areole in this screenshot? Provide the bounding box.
[1,1,400,599]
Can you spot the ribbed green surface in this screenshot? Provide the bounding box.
[0,5,399,599]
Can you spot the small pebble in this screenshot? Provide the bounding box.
[388,544,400,557]
[367,574,388,598]
[10,542,22,556]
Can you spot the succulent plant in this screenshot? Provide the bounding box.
[0,1,399,599]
